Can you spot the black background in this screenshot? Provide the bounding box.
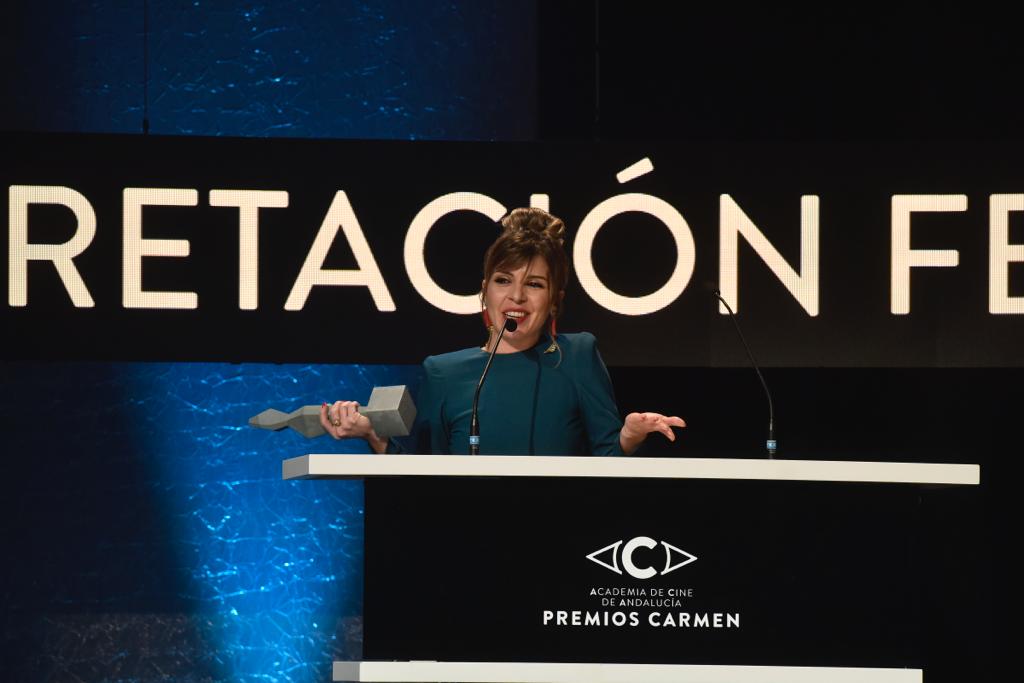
[365,477,980,672]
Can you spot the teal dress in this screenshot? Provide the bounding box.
[398,332,625,456]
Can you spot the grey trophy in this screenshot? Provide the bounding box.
[248,385,417,438]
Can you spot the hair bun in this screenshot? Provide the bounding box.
[500,207,565,246]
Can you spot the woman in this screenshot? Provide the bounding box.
[320,207,684,455]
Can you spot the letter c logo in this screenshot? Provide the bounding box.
[621,535,657,579]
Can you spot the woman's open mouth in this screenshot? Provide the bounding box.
[503,310,528,327]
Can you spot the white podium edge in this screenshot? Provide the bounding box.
[332,661,923,683]
[284,454,979,486]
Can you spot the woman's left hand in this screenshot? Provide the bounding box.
[620,412,686,455]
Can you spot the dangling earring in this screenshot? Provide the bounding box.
[545,313,558,354]
[482,307,494,332]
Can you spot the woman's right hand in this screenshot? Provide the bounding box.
[320,401,388,454]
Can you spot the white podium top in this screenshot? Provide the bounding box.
[284,454,979,486]
[333,661,922,683]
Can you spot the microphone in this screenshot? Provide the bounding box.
[709,285,777,458]
[469,317,517,455]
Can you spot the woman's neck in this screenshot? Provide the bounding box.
[484,330,542,354]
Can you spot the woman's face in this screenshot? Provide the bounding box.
[482,256,555,353]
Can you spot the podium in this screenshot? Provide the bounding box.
[284,455,979,682]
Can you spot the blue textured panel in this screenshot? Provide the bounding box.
[4,0,537,140]
[1,361,421,681]
[147,0,536,139]
[2,2,144,133]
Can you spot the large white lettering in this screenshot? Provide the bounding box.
[8,185,96,307]
[890,194,966,315]
[10,184,1020,325]
[989,194,1024,314]
[284,191,395,311]
[574,193,695,315]
[209,189,289,310]
[404,192,506,314]
[529,194,550,212]
[123,187,199,309]
[719,194,819,316]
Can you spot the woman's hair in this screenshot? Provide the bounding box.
[482,207,569,320]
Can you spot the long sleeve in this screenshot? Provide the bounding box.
[386,356,450,455]
[570,333,626,456]
[418,356,452,454]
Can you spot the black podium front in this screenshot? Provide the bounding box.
[284,454,979,682]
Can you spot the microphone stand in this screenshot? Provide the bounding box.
[470,318,517,455]
[713,290,777,458]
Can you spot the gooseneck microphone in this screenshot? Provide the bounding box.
[710,287,777,458]
[469,317,517,455]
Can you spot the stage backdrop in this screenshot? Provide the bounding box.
[4,133,1023,367]
[1,134,1004,683]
